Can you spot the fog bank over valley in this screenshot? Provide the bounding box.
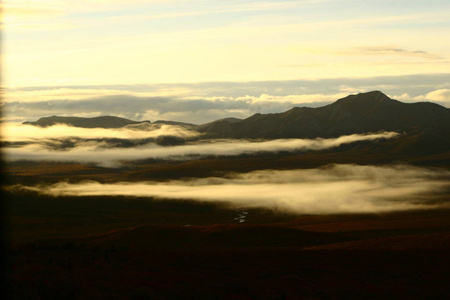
[10,165,449,214]
[3,129,398,167]
[2,122,199,142]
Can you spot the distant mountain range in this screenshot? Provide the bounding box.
[24,115,196,129]
[23,91,450,156]
[23,115,150,129]
[25,91,450,137]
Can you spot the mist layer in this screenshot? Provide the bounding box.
[11,164,449,214]
[3,132,398,167]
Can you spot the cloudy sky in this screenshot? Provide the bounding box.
[3,0,450,123]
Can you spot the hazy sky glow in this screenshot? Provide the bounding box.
[4,0,450,86]
[12,165,450,214]
[2,0,450,122]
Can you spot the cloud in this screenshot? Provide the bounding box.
[3,74,449,124]
[1,93,335,124]
[2,0,342,33]
[7,73,450,98]
[2,0,191,32]
[353,47,443,60]
[388,88,450,107]
[425,89,450,102]
[233,93,348,104]
[2,87,195,103]
[3,132,398,167]
[4,0,449,88]
[11,164,450,214]
[1,122,199,143]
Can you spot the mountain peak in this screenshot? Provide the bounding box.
[332,91,392,109]
[344,90,389,101]
[364,90,388,96]
[359,90,390,101]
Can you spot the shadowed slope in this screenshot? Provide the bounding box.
[23,116,150,128]
[198,91,450,139]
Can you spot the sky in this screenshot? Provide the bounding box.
[2,0,450,123]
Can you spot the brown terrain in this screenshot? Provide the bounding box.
[3,91,450,299]
[4,180,450,299]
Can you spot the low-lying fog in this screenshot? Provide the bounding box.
[2,122,399,167]
[11,165,449,214]
[2,122,199,142]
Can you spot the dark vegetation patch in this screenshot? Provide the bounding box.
[4,189,298,247]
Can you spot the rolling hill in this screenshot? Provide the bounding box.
[23,115,151,128]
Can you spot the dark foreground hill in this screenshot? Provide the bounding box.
[8,189,450,299]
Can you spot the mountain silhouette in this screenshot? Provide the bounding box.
[23,116,150,128]
[197,91,450,139]
[22,91,450,156]
[24,91,449,137]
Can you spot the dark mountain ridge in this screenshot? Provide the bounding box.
[22,91,450,156]
[23,91,449,138]
[198,91,450,139]
[23,115,197,129]
[23,115,151,129]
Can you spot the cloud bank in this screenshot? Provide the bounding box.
[4,74,449,124]
[3,132,398,167]
[1,122,198,143]
[12,164,450,214]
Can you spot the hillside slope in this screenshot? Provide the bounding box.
[197,91,450,139]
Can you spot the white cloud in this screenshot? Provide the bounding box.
[234,93,348,104]
[425,89,450,102]
[389,89,450,106]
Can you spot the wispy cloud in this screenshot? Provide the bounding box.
[351,47,443,60]
[2,87,195,103]
[12,164,450,214]
[2,0,185,32]
[5,0,450,86]
[2,0,343,32]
